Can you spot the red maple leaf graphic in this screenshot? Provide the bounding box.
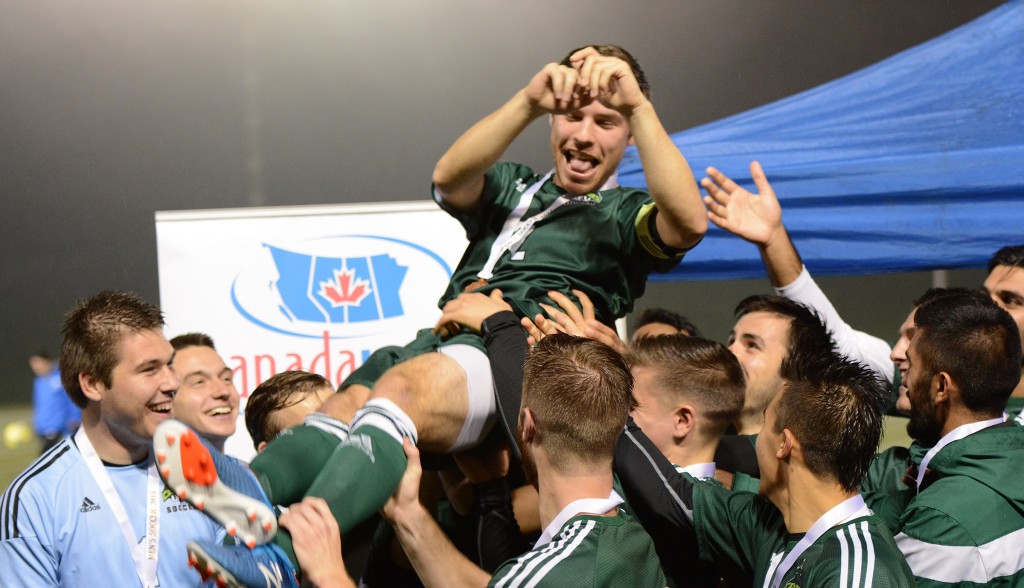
[319,268,372,307]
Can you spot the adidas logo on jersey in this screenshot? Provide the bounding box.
[79,497,101,513]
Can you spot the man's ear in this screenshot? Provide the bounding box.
[257,441,268,453]
[521,407,537,444]
[627,134,636,147]
[79,372,105,403]
[777,428,796,461]
[933,371,956,406]
[673,404,696,440]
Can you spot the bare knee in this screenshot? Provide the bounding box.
[370,353,469,451]
[319,384,371,422]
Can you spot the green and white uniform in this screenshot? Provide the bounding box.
[616,419,914,588]
[438,162,684,322]
[894,420,1024,587]
[344,161,687,388]
[861,443,926,531]
[488,495,665,588]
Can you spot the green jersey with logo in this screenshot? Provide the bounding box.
[894,422,1024,587]
[437,162,687,325]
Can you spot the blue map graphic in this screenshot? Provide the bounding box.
[266,245,407,323]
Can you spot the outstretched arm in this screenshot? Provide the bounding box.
[703,162,894,382]
[572,47,706,249]
[432,61,591,215]
[702,161,799,287]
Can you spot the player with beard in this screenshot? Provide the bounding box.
[862,290,1024,587]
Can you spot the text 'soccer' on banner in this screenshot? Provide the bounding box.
[156,202,468,460]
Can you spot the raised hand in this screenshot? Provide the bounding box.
[702,161,783,247]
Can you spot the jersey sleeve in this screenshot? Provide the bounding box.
[896,503,1024,587]
[432,162,537,240]
[0,483,59,586]
[775,266,895,387]
[613,419,705,568]
[627,199,692,274]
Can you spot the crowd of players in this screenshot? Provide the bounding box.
[3,44,1024,587]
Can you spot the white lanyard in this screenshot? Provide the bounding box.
[916,417,1003,491]
[478,171,559,280]
[768,495,870,588]
[676,462,716,479]
[477,170,618,280]
[76,428,161,588]
[534,490,624,548]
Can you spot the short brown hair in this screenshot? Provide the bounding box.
[170,332,215,351]
[246,370,333,448]
[522,334,632,472]
[60,290,165,408]
[627,335,745,441]
[775,349,886,492]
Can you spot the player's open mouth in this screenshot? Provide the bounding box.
[205,406,234,417]
[564,150,599,174]
[150,402,172,414]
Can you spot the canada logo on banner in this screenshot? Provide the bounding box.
[231,234,453,340]
[268,246,406,323]
[156,203,468,461]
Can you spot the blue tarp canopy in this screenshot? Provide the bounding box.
[619,0,1024,281]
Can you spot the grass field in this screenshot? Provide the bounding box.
[1,405,41,495]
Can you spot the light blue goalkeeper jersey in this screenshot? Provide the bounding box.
[1,436,223,587]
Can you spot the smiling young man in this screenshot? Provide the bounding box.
[169,333,240,453]
[161,44,706,586]
[0,290,222,586]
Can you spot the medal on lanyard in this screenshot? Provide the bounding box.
[76,429,162,588]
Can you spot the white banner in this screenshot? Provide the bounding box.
[156,202,468,460]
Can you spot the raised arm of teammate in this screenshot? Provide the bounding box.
[703,161,894,383]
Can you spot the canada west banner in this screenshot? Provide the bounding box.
[156,202,468,460]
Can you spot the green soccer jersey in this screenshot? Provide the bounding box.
[1004,395,1024,418]
[893,422,1024,587]
[692,484,914,587]
[437,162,686,324]
[487,510,665,588]
[616,419,915,588]
[860,443,927,531]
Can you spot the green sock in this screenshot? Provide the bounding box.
[250,424,344,506]
[305,425,407,535]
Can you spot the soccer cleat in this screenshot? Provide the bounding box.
[187,541,298,588]
[155,419,278,546]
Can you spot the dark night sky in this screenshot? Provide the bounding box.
[0,0,1004,403]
